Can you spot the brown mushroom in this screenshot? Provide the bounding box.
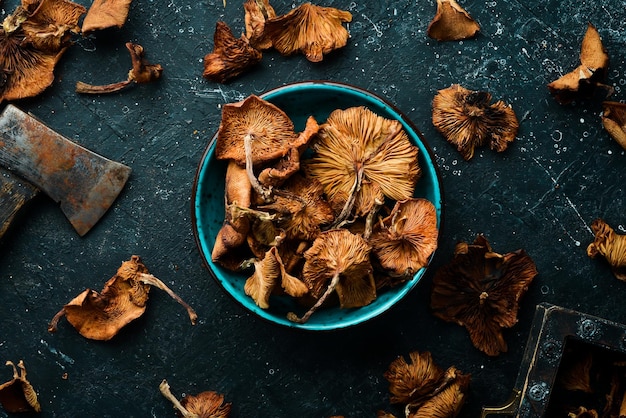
[304,106,421,226]
[568,407,599,418]
[427,0,480,42]
[430,235,538,356]
[0,360,41,413]
[258,2,352,62]
[547,23,612,105]
[384,351,446,406]
[288,229,374,323]
[587,218,626,281]
[408,370,470,418]
[244,0,276,50]
[48,255,197,340]
[432,84,519,160]
[203,21,263,84]
[81,0,132,34]
[369,198,439,279]
[160,379,231,418]
[601,101,626,150]
[76,42,163,94]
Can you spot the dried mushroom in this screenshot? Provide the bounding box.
[430,235,538,356]
[48,255,197,340]
[369,198,438,279]
[203,21,262,83]
[244,0,276,50]
[304,106,421,225]
[601,101,626,150]
[587,219,626,281]
[547,23,611,105]
[0,0,85,102]
[76,42,163,94]
[257,2,352,62]
[0,360,40,413]
[382,351,470,418]
[427,0,480,42]
[568,407,598,418]
[432,84,519,160]
[82,0,132,33]
[160,379,231,418]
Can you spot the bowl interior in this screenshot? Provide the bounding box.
[192,81,443,330]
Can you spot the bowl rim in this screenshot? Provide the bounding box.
[190,80,445,331]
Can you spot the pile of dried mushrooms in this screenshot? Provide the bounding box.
[211,95,439,323]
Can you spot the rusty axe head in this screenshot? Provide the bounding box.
[0,104,131,236]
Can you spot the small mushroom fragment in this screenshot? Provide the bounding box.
[0,360,41,413]
[430,235,538,356]
[369,198,438,280]
[568,407,598,418]
[203,21,262,84]
[244,0,276,50]
[81,0,132,34]
[257,2,352,62]
[48,255,197,340]
[304,106,421,226]
[76,42,163,94]
[427,0,480,42]
[601,101,626,150]
[547,23,612,105]
[288,229,375,323]
[160,379,231,418]
[587,219,626,281]
[432,84,519,160]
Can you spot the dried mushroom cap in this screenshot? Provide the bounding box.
[432,84,519,160]
[203,21,262,84]
[81,0,132,33]
[547,23,611,105]
[370,198,438,278]
[408,371,470,418]
[259,2,352,62]
[427,0,480,42]
[568,407,599,418]
[244,246,308,309]
[288,229,374,323]
[48,255,197,340]
[304,106,420,224]
[160,379,231,418]
[18,0,85,52]
[0,360,40,413]
[430,235,538,356]
[587,219,626,281]
[384,351,445,406]
[244,0,276,50]
[601,101,626,150]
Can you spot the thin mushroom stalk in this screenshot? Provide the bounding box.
[137,272,198,324]
[244,133,273,201]
[159,380,199,418]
[287,271,341,323]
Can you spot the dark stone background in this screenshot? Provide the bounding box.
[1,0,625,416]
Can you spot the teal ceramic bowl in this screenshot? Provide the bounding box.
[192,81,443,331]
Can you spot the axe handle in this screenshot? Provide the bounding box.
[0,167,40,240]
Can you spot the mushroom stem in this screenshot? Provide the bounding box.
[48,307,67,333]
[332,163,364,228]
[159,379,199,418]
[75,80,134,94]
[137,273,198,324]
[363,198,384,240]
[244,133,273,202]
[287,271,341,323]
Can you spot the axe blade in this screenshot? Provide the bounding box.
[0,104,131,236]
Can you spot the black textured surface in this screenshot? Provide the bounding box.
[1,0,626,416]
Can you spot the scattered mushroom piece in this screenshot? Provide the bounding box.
[288,229,374,323]
[432,84,519,160]
[430,235,538,356]
[369,198,438,280]
[547,23,612,105]
[427,0,480,42]
[81,0,132,34]
[568,406,599,418]
[76,42,163,94]
[0,360,41,413]
[601,101,626,150]
[587,219,626,281]
[244,0,276,50]
[408,371,470,418]
[48,255,198,340]
[160,379,231,418]
[203,21,263,84]
[304,106,421,225]
[258,2,352,62]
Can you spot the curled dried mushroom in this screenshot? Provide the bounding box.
[601,101,626,150]
[82,0,132,33]
[160,379,231,418]
[547,23,612,105]
[432,84,519,160]
[0,360,40,413]
[430,235,537,356]
[48,255,197,340]
[587,219,626,281]
[427,0,480,42]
